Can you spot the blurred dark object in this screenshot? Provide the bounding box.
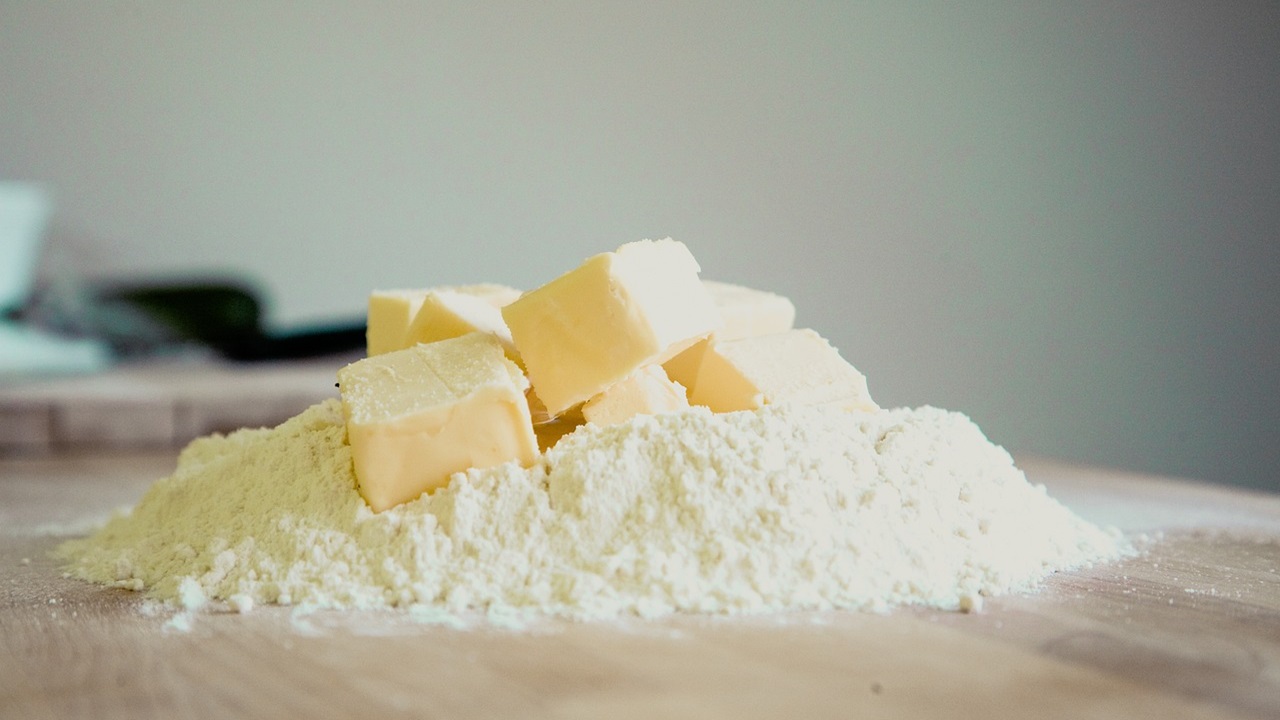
[19,277,365,362]
[100,281,365,360]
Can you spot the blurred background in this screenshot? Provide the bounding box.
[1,2,1276,490]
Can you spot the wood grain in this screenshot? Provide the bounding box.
[2,453,1278,720]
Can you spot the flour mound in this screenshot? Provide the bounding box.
[57,400,1120,619]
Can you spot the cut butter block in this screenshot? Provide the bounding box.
[582,364,689,426]
[664,280,797,396]
[501,238,719,416]
[455,283,524,308]
[366,290,429,357]
[702,280,797,340]
[405,290,520,364]
[337,333,538,512]
[689,328,878,413]
[366,284,521,356]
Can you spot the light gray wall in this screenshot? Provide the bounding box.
[2,2,1277,490]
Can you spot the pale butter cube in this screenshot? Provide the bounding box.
[689,329,878,413]
[456,283,524,308]
[502,238,719,416]
[664,280,797,396]
[338,333,538,512]
[366,290,429,357]
[405,290,520,363]
[660,342,708,399]
[582,365,689,426]
[703,280,797,340]
[366,284,521,356]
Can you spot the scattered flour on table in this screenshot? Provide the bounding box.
[55,400,1122,621]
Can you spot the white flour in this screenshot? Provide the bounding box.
[56,400,1121,620]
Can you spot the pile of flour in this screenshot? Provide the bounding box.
[57,400,1120,620]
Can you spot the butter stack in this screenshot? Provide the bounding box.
[338,239,878,512]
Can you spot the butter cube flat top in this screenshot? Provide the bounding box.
[366,284,522,357]
[338,333,538,512]
[582,364,689,426]
[502,238,719,416]
[689,328,878,414]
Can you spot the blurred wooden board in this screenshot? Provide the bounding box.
[1,454,1278,720]
[0,356,352,453]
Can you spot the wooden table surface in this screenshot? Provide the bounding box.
[2,449,1279,719]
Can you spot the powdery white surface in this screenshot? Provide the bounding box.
[56,400,1121,620]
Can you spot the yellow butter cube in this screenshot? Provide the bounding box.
[366,290,429,357]
[582,365,689,426]
[689,329,878,413]
[337,333,539,512]
[405,290,519,363]
[664,280,797,396]
[365,284,521,356]
[501,238,718,416]
[702,280,797,340]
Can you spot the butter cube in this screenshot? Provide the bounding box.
[501,238,719,416]
[366,290,429,357]
[664,280,796,396]
[405,290,520,363]
[582,365,689,426]
[703,280,797,340]
[456,283,524,308]
[337,333,539,512]
[689,329,878,413]
[366,284,521,356]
